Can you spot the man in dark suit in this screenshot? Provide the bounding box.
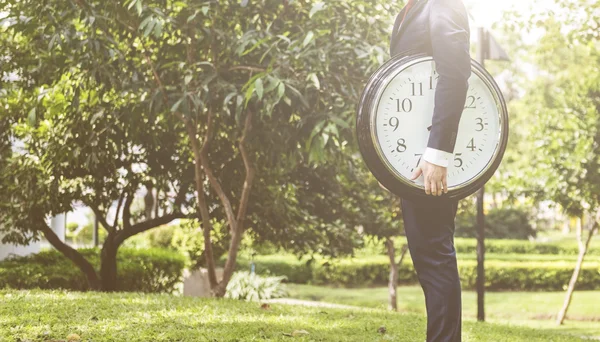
[389,0,471,341]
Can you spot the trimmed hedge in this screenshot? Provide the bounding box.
[452,238,600,256]
[0,248,186,293]
[235,254,600,291]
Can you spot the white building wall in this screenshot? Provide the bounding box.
[0,213,66,261]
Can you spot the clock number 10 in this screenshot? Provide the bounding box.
[396,98,412,112]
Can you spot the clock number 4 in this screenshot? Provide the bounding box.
[396,98,412,112]
[467,138,476,151]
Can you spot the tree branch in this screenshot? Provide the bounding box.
[229,66,266,73]
[37,217,100,290]
[236,110,256,225]
[88,204,115,235]
[193,109,237,231]
[122,193,134,230]
[112,190,126,230]
[115,212,186,246]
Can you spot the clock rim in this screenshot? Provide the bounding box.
[357,53,509,201]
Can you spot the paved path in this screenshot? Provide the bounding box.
[261,298,365,310]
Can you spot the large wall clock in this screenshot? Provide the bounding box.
[356,53,509,200]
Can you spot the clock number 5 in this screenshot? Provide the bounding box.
[454,153,463,168]
[396,98,412,112]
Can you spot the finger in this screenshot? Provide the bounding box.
[411,167,423,181]
[437,182,443,196]
[443,177,448,194]
[423,177,431,195]
[429,180,437,196]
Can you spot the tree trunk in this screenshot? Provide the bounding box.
[386,238,398,311]
[185,119,218,291]
[386,238,408,311]
[38,219,101,290]
[556,216,598,325]
[100,234,120,292]
[476,186,486,322]
[214,227,244,297]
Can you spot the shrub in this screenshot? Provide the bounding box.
[453,238,600,256]
[238,254,600,291]
[456,206,536,240]
[225,271,288,301]
[0,248,185,293]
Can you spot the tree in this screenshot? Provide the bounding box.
[0,0,397,295]
[505,0,600,324]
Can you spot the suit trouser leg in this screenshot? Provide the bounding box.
[401,197,461,342]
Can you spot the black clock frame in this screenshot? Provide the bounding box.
[356,53,509,201]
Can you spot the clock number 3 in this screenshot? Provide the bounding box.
[475,117,484,131]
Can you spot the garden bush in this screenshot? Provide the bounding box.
[456,207,536,240]
[237,254,600,291]
[225,271,288,301]
[0,248,186,293]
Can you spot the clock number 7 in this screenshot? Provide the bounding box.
[414,154,423,168]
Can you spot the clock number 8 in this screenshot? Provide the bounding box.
[396,138,407,153]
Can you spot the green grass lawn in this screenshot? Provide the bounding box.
[286,284,600,338]
[0,290,592,342]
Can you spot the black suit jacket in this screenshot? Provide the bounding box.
[390,0,471,154]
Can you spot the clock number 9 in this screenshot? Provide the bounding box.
[396,98,412,112]
[396,138,407,153]
[389,117,400,131]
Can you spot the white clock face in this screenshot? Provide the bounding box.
[373,59,502,189]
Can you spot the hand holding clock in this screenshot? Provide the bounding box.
[411,160,447,196]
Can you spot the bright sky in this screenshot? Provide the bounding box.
[465,0,555,29]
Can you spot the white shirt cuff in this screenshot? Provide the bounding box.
[423,148,452,168]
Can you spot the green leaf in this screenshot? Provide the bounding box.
[136,0,143,15]
[255,78,264,100]
[184,75,192,85]
[303,31,314,48]
[309,2,326,18]
[308,73,320,90]
[330,116,350,129]
[27,107,36,126]
[171,98,184,113]
[244,83,255,107]
[202,6,209,15]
